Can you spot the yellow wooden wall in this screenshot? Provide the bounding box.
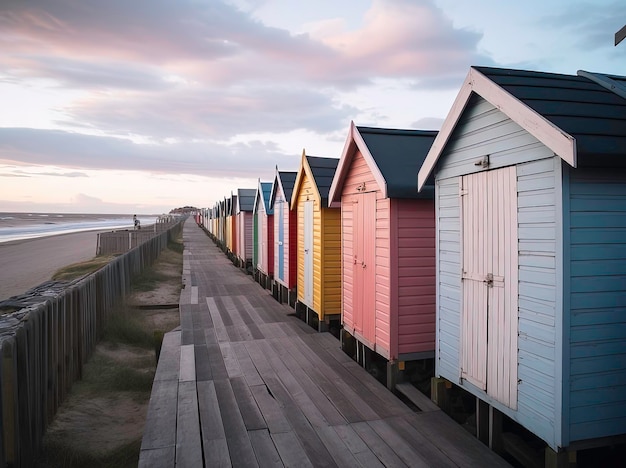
[296,172,341,319]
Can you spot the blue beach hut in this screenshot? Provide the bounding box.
[418,66,626,459]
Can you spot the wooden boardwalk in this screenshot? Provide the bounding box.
[139,219,511,467]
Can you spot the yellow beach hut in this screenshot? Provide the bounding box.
[290,151,341,332]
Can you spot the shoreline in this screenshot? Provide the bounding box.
[0,229,109,302]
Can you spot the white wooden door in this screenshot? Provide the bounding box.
[461,166,518,409]
[304,200,314,306]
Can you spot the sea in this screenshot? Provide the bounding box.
[0,212,158,244]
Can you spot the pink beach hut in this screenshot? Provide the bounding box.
[328,122,438,388]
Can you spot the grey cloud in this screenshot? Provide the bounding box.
[60,86,358,139]
[0,127,300,179]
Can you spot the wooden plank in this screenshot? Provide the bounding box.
[141,380,178,450]
[403,411,512,467]
[248,429,283,468]
[207,343,229,381]
[231,341,264,387]
[194,344,212,381]
[219,341,243,378]
[138,446,175,468]
[351,421,407,468]
[292,334,391,420]
[257,339,329,428]
[261,376,339,468]
[281,336,372,423]
[271,431,315,468]
[230,295,265,339]
[176,381,203,467]
[315,425,367,468]
[207,297,231,343]
[383,415,457,468]
[367,419,431,468]
[250,384,292,434]
[213,379,259,467]
[221,295,255,341]
[333,424,385,468]
[179,344,196,382]
[154,330,180,382]
[267,338,347,427]
[230,376,267,431]
[395,383,440,413]
[197,380,230,467]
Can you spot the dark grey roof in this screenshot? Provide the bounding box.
[474,66,626,165]
[357,127,438,198]
[230,195,237,216]
[306,156,339,204]
[270,170,298,208]
[237,188,256,212]
[279,171,297,202]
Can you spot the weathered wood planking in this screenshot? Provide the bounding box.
[139,220,512,468]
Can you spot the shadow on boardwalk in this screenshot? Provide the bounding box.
[139,219,511,467]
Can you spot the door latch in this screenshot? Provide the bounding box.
[484,273,494,287]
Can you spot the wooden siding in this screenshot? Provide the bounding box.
[295,173,341,318]
[393,199,436,357]
[567,167,626,443]
[435,98,561,448]
[321,207,341,316]
[238,212,253,262]
[274,194,297,288]
[436,95,554,181]
[340,150,390,356]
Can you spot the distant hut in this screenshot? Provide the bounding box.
[253,180,274,289]
[291,151,341,332]
[270,167,298,305]
[235,188,256,270]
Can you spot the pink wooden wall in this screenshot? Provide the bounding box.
[259,210,274,275]
[340,150,435,360]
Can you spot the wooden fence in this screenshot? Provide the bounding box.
[0,220,184,467]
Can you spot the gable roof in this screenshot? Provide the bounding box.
[291,150,339,209]
[253,180,274,215]
[269,167,297,209]
[237,188,256,213]
[418,66,626,190]
[328,121,438,205]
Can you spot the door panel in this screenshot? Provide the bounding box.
[461,167,518,409]
[304,200,314,306]
[354,192,377,342]
[278,200,284,281]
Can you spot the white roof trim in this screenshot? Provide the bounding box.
[418,67,577,191]
[328,121,388,205]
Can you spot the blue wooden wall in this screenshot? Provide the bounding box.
[567,167,626,443]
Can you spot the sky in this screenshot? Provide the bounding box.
[0,0,624,215]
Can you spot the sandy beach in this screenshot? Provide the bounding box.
[0,230,103,301]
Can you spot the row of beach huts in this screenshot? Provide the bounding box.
[195,66,626,465]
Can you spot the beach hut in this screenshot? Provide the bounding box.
[227,193,238,260]
[291,151,341,332]
[328,123,438,387]
[235,188,256,269]
[270,167,298,305]
[417,66,626,461]
[253,180,274,289]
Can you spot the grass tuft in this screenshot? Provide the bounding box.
[104,306,155,349]
[41,437,141,468]
[52,255,117,281]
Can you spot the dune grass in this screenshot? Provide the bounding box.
[51,255,117,281]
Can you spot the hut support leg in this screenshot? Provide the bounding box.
[386,360,399,391]
[430,377,450,412]
[476,398,490,445]
[545,447,574,468]
[318,317,328,333]
[489,406,504,453]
